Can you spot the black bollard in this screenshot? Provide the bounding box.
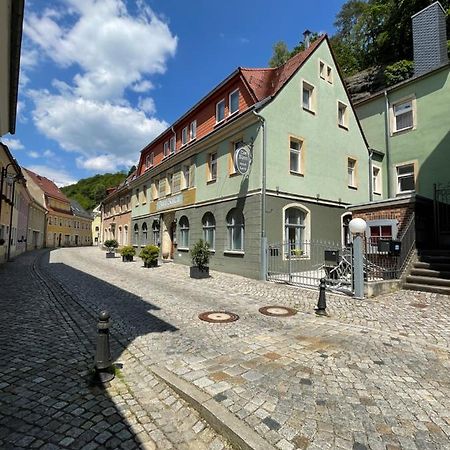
[94,310,115,383]
[315,278,327,316]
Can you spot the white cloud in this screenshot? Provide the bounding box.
[131,79,154,93]
[28,151,40,158]
[28,165,77,187]
[1,137,25,150]
[43,149,56,158]
[76,155,129,173]
[138,97,156,115]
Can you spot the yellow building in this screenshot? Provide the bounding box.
[91,203,102,246]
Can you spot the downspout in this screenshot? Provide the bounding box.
[7,179,16,261]
[384,91,391,197]
[368,149,374,202]
[253,109,267,281]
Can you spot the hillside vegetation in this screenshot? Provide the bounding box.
[61,172,127,212]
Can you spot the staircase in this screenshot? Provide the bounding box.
[404,250,450,295]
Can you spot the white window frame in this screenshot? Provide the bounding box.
[202,212,216,251]
[163,141,169,157]
[169,136,176,154]
[372,165,382,195]
[302,80,315,113]
[348,158,357,188]
[326,65,333,84]
[189,120,197,140]
[158,178,165,197]
[216,99,225,123]
[182,164,190,190]
[182,127,188,146]
[391,97,416,134]
[145,153,153,169]
[229,89,240,116]
[289,137,302,174]
[282,203,311,260]
[338,101,348,129]
[208,152,217,182]
[226,209,244,252]
[396,162,416,194]
[319,60,326,79]
[178,216,189,249]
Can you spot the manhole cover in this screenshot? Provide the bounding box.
[259,306,297,317]
[198,311,239,323]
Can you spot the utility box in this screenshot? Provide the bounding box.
[389,240,401,256]
[324,250,339,265]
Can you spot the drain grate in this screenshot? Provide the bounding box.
[259,306,297,317]
[198,311,239,323]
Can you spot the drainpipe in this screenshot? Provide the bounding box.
[7,179,17,261]
[368,149,374,202]
[253,109,267,281]
[383,91,391,197]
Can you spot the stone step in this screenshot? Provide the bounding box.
[403,283,450,295]
[419,255,450,264]
[406,275,450,287]
[414,261,450,271]
[410,268,450,279]
[418,249,450,257]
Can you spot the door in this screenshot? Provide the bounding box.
[170,221,177,259]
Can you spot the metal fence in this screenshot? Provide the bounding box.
[267,240,354,294]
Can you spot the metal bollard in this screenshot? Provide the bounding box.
[315,278,327,316]
[94,310,115,383]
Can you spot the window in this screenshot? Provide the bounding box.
[158,179,165,197]
[202,212,215,250]
[348,158,357,188]
[216,99,225,123]
[302,81,315,112]
[229,140,244,175]
[152,220,160,246]
[179,216,189,249]
[135,188,140,206]
[369,225,393,246]
[167,174,173,195]
[284,207,307,257]
[190,120,197,140]
[338,102,348,128]
[142,222,148,243]
[396,163,415,193]
[229,90,239,115]
[145,152,154,169]
[169,136,176,154]
[164,141,169,157]
[182,127,188,146]
[319,61,325,79]
[124,226,128,243]
[226,209,244,251]
[208,152,217,182]
[133,223,139,246]
[182,164,190,189]
[372,166,382,195]
[327,66,333,83]
[289,138,302,174]
[142,185,147,204]
[393,100,413,132]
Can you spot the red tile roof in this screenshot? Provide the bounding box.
[24,168,70,203]
[241,35,326,101]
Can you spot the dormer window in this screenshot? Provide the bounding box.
[182,127,188,146]
[216,99,225,123]
[229,90,239,115]
[145,152,154,169]
[169,136,176,154]
[163,141,169,157]
[190,120,197,140]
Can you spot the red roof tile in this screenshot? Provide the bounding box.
[241,35,326,101]
[24,168,70,203]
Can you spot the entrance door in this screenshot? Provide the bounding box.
[170,221,177,259]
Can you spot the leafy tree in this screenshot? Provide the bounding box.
[128,165,137,176]
[269,41,290,68]
[384,60,414,86]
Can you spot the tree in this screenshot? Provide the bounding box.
[269,41,290,68]
[128,165,137,176]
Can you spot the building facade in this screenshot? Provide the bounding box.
[70,200,93,246]
[130,35,370,279]
[91,204,102,246]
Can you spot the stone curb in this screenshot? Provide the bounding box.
[151,365,276,450]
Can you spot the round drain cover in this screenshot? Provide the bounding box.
[198,311,239,323]
[259,306,297,317]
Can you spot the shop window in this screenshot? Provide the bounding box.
[202,212,216,250]
[179,216,189,249]
[226,209,244,252]
[284,207,307,257]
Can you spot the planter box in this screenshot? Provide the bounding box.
[105,251,115,258]
[190,266,210,279]
[122,255,134,262]
[144,259,158,268]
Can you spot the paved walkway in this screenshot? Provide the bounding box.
[37,247,450,450]
[0,250,230,450]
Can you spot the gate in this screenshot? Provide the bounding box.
[267,240,354,294]
[434,183,450,246]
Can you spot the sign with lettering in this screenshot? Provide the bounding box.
[156,193,183,211]
[234,146,252,175]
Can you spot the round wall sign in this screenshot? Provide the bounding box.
[234,146,252,175]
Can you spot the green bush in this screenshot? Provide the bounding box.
[119,245,136,257]
[384,60,414,87]
[139,245,159,263]
[190,239,210,270]
[104,239,119,251]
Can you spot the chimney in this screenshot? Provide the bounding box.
[412,1,448,76]
[303,29,312,49]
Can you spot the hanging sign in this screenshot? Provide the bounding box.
[234,146,252,175]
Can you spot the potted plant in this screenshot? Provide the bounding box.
[190,239,210,279]
[119,245,135,262]
[104,239,118,258]
[139,245,159,268]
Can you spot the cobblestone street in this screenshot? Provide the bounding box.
[2,247,450,450]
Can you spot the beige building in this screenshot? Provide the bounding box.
[91,204,102,246]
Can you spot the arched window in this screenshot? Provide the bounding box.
[202,212,215,250]
[142,222,148,242]
[284,207,307,256]
[152,220,160,246]
[134,223,139,246]
[124,225,128,244]
[179,216,189,249]
[226,209,244,251]
[118,226,122,245]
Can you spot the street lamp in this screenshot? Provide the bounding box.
[349,218,367,299]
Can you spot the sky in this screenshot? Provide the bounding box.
[3,0,346,186]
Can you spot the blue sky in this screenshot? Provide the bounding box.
[3,0,345,186]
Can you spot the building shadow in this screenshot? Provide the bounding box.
[0,249,178,449]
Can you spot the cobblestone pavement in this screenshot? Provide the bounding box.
[40,247,450,450]
[0,250,231,450]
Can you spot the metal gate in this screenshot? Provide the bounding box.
[267,240,354,294]
[434,182,450,246]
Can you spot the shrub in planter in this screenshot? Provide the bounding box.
[190,239,210,279]
[104,239,119,258]
[119,245,135,262]
[139,245,159,268]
